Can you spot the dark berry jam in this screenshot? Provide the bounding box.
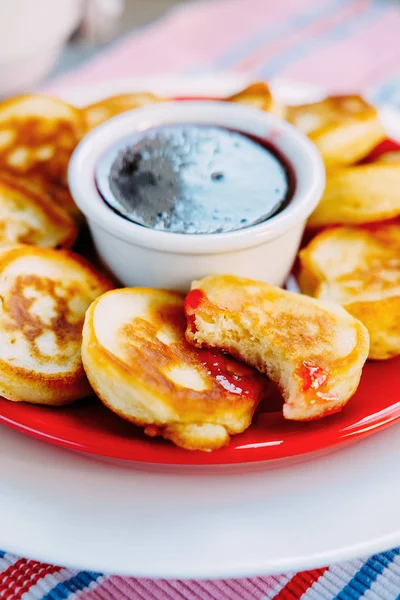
[96,124,294,234]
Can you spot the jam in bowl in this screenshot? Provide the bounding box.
[96,123,295,235]
[68,100,324,291]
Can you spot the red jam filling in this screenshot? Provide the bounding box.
[299,361,327,392]
[296,360,339,412]
[184,289,206,335]
[296,361,337,404]
[199,348,266,399]
[361,138,400,163]
[184,289,205,312]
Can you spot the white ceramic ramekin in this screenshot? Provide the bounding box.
[68,101,325,291]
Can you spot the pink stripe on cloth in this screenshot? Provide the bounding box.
[279,3,400,91]
[44,0,400,100]
[47,0,320,95]
[234,0,368,72]
[46,0,270,93]
[93,574,289,600]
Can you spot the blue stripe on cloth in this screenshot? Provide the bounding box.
[333,548,400,600]
[0,551,5,558]
[41,571,101,600]
[257,0,388,78]
[194,0,351,71]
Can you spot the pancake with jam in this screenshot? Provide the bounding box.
[286,95,385,166]
[0,94,85,220]
[0,246,112,405]
[299,225,400,360]
[184,275,369,421]
[82,288,270,451]
[0,171,77,248]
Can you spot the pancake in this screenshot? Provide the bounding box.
[299,225,400,360]
[184,275,369,421]
[227,83,285,118]
[82,288,270,451]
[0,171,77,248]
[83,92,164,129]
[375,151,400,164]
[286,95,385,166]
[307,163,400,229]
[0,94,85,220]
[0,245,112,405]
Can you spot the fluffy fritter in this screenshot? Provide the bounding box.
[286,95,385,166]
[0,172,77,248]
[299,225,400,360]
[82,288,269,451]
[0,94,85,220]
[227,83,285,118]
[307,163,400,229]
[0,245,112,405]
[184,275,369,421]
[83,92,164,129]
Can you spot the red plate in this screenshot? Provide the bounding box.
[0,137,399,465]
[0,356,399,465]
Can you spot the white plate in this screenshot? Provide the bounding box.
[0,76,399,579]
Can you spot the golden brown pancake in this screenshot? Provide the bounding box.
[227,82,285,118]
[307,162,400,229]
[286,95,385,166]
[82,288,270,451]
[299,225,400,360]
[185,275,369,421]
[0,171,77,248]
[375,150,400,164]
[0,94,85,220]
[0,245,112,405]
[83,92,164,130]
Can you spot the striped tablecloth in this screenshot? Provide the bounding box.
[2,0,400,598]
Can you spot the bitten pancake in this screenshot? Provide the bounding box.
[286,95,384,166]
[307,163,400,229]
[185,275,369,421]
[299,225,400,360]
[0,94,85,220]
[0,172,77,248]
[82,288,270,451]
[0,246,112,405]
[83,92,164,129]
[227,83,285,118]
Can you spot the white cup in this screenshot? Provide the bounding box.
[69,101,325,291]
[0,0,83,95]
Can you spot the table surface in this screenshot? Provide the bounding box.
[2,0,400,598]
